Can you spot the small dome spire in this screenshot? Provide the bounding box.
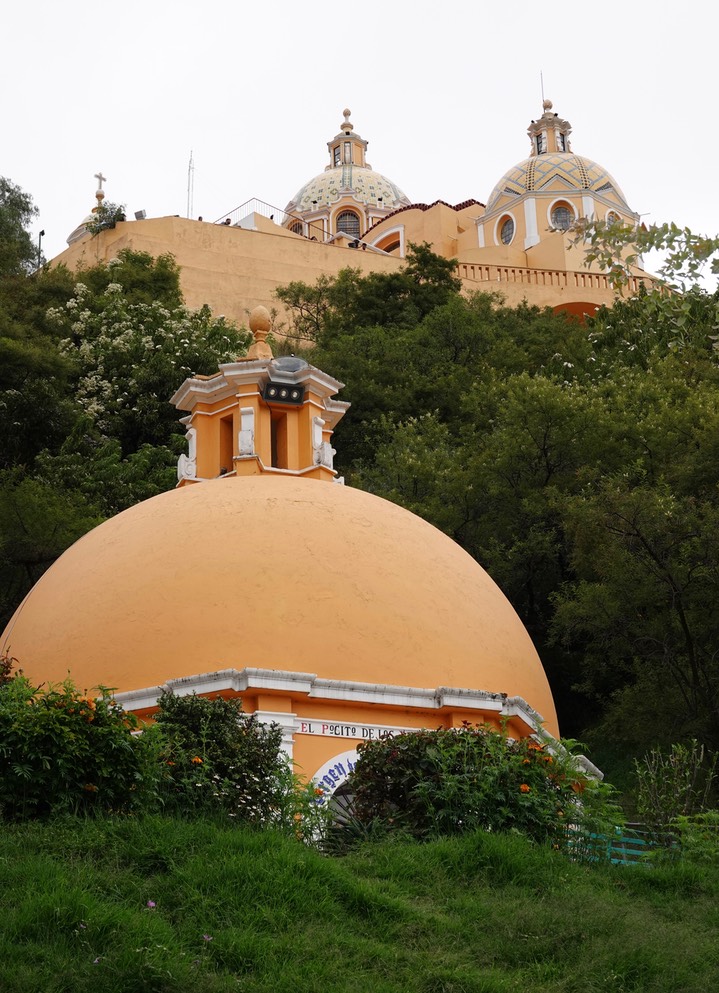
[341,108,353,133]
[66,171,109,246]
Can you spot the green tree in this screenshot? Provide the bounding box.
[0,177,40,276]
[48,271,249,453]
[0,473,104,629]
[85,200,126,237]
[276,242,462,344]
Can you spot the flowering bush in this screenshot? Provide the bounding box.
[47,256,250,454]
[148,692,290,825]
[0,672,154,820]
[348,723,617,845]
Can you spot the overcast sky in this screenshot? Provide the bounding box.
[4,0,716,282]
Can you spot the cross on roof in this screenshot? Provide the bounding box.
[94,171,107,192]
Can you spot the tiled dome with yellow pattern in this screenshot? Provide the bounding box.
[486,153,630,212]
[286,165,410,213]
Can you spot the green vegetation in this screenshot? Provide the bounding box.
[2,664,718,988]
[275,239,719,780]
[0,677,326,835]
[1,816,718,993]
[634,740,717,838]
[0,177,41,275]
[348,724,619,845]
[2,179,719,788]
[0,676,150,819]
[85,200,126,236]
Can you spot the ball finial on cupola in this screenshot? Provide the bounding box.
[246,306,273,360]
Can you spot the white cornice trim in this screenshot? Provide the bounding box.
[112,666,545,733]
[172,362,346,413]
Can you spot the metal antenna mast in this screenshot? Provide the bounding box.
[186,151,195,219]
[540,71,545,108]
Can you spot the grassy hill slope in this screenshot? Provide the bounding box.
[2,817,717,993]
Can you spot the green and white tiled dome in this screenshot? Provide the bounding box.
[286,165,410,213]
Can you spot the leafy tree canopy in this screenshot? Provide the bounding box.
[0,177,39,277]
[275,241,462,342]
[278,230,719,767]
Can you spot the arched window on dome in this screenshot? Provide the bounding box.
[499,216,515,246]
[550,202,574,231]
[336,210,361,239]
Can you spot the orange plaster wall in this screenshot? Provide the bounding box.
[54,216,403,329]
[52,211,645,331]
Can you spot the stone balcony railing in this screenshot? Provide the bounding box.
[456,262,655,295]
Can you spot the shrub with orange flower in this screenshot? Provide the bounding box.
[348,722,618,847]
[0,674,149,820]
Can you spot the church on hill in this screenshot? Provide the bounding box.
[54,101,656,329]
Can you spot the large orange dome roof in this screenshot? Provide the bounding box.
[1,476,558,735]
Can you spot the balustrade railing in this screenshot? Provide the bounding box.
[457,262,654,296]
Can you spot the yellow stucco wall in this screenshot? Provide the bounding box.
[53,210,652,332]
[54,216,403,330]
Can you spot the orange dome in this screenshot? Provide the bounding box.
[1,476,558,735]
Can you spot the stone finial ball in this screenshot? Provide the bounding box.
[249,306,271,337]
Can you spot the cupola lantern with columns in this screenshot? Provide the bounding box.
[172,306,349,485]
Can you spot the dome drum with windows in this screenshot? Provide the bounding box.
[283,109,410,243]
[482,100,638,251]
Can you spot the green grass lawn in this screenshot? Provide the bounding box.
[1,816,717,993]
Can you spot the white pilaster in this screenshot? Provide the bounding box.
[524,198,539,249]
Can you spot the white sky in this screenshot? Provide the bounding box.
[4,0,717,281]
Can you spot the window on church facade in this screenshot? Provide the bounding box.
[551,202,573,231]
[336,211,360,239]
[500,216,515,245]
